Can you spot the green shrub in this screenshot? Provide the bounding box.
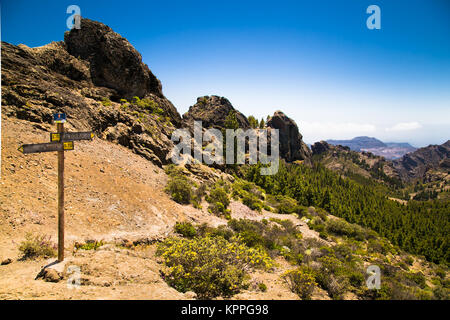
[232,180,265,212]
[308,217,325,233]
[239,230,265,248]
[207,186,230,215]
[76,240,104,251]
[191,182,207,209]
[282,267,317,300]
[258,282,268,292]
[313,255,350,299]
[404,271,427,289]
[242,193,263,212]
[325,219,367,241]
[319,231,329,239]
[266,195,299,214]
[157,236,273,298]
[131,96,163,115]
[197,223,234,240]
[432,285,449,300]
[101,97,112,106]
[18,233,57,259]
[275,195,299,214]
[404,256,414,266]
[165,175,192,204]
[367,238,395,255]
[348,271,365,287]
[174,222,197,238]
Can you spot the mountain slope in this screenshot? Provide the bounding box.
[393,140,450,182]
[311,141,402,187]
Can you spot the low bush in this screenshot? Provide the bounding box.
[131,96,164,115]
[325,219,367,241]
[174,222,197,238]
[18,233,57,259]
[157,236,273,298]
[258,282,268,292]
[207,186,230,215]
[312,255,357,299]
[101,97,112,106]
[165,175,192,204]
[164,166,193,204]
[76,240,104,250]
[191,183,207,209]
[232,180,265,212]
[282,266,317,300]
[404,271,427,289]
[266,195,300,214]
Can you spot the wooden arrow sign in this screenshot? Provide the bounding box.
[50,131,94,142]
[18,141,74,154]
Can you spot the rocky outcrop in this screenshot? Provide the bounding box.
[182,96,249,131]
[183,99,313,165]
[311,141,332,155]
[65,19,159,98]
[393,140,450,181]
[64,18,181,125]
[266,111,311,163]
[1,19,181,167]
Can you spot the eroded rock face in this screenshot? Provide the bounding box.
[267,111,311,163]
[1,18,181,167]
[65,18,161,100]
[182,96,250,131]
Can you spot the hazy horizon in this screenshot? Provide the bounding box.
[2,0,449,148]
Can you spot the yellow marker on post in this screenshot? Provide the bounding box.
[63,141,74,150]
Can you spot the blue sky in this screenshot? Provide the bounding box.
[2,0,449,147]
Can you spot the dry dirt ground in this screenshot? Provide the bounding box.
[1,116,331,300]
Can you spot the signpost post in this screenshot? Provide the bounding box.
[57,121,65,262]
[18,113,93,262]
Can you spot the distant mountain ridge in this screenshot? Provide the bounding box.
[393,140,450,181]
[326,136,416,159]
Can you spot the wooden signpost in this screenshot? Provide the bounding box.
[18,113,94,262]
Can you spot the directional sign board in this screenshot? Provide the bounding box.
[53,113,66,123]
[50,131,94,142]
[18,141,74,154]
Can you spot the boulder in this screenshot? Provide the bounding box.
[266,111,311,163]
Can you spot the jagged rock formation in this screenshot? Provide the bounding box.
[393,140,450,181]
[267,111,311,163]
[64,18,181,124]
[311,140,333,155]
[182,95,250,131]
[1,19,182,167]
[182,99,313,165]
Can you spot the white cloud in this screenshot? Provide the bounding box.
[385,122,422,132]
